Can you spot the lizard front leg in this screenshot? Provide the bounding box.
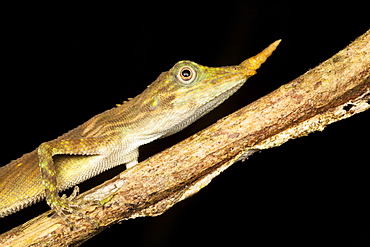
[38,137,107,227]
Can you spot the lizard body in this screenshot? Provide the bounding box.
[0,40,280,222]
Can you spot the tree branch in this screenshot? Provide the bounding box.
[1,30,369,246]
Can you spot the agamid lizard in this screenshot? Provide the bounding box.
[0,40,280,226]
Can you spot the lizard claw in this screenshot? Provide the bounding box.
[61,186,80,202]
[49,186,99,230]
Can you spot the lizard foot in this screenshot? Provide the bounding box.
[49,186,99,230]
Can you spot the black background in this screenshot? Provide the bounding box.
[1,1,369,246]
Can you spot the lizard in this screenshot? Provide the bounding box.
[0,40,280,226]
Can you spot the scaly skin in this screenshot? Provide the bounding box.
[0,40,280,224]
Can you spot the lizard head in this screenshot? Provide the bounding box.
[132,40,281,136]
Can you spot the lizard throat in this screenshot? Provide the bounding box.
[162,78,246,138]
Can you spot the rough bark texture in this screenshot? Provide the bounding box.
[0,30,369,246]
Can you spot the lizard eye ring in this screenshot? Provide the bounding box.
[177,66,197,84]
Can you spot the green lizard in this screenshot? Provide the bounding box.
[0,40,280,225]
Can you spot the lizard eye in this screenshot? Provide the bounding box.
[177,66,196,84]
